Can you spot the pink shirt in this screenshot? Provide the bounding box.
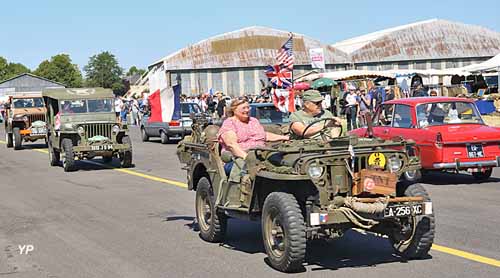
[218,117,266,152]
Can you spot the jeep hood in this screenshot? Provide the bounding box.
[60,113,116,123]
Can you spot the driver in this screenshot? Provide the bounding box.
[290,90,342,139]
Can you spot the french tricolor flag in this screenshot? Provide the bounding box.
[148,66,180,123]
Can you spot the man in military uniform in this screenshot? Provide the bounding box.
[290,90,342,139]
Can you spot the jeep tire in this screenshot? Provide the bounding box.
[5,132,13,148]
[13,127,22,150]
[389,183,435,259]
[141,127,149,142]
[62,138,76,172]
[262,192,306,273]
[160,131,169,144]
[195,177,226,242]
[119,135,132,168]
[472,169,492,181]
[48,141,60,166]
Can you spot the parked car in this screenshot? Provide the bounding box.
[141,102,205,144]
[249,103,290,134]
[350,97,500,181]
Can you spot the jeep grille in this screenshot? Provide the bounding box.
[83,123,114,139]
[28,114,46,126]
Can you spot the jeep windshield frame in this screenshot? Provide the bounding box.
[59,99,114,115]
[13,97,44,108]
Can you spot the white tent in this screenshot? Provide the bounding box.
[461,53,500,73]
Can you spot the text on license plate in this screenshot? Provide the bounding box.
[384,204,424,217]
[467,144,484,158]
[31,128,46,135]
[91,145,113,151]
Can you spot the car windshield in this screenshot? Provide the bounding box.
[416,101,484,127]
[181,103,201,114]
[60,99,113,114]
[254,105,290,124]
[13,97,44,108]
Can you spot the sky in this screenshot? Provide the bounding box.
[1,0,499,73]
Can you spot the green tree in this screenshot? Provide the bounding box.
[126,66,146,77]
[34,54,83,87]
[84,51,124,94]
[0,56,31,81]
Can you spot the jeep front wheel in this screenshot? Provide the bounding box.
[48,141,60,166]
[195,177,226,242]
[13,127,22,150]
[262,192,306,273]
[62,138,75,172]
[5,132,13,148]
[141,127,149,142]
[119,135,132,168]
[389,183,435,259]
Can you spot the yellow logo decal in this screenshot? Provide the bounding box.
[368,152,386,168]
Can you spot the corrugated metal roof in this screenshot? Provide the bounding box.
[333,19,500,63]
[152,26,350,70]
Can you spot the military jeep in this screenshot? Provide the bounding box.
[4,94,47,150]
[177,115,435,272]
[42,88,133,172]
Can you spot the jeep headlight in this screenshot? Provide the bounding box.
[388,156,402,172]
[307,164,324,179]
[112,125,120,134]
[63,123,74,130]
[77,126,85,136]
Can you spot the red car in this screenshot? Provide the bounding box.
[350,97,500,181]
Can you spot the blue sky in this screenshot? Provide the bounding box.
[1,0,499,72]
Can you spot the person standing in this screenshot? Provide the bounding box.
[114,95,123,123]
[345,88,358,131]
[357,87,371,127]
[120,98,129,124]
[131,98,140,126]
[216,94,226,119]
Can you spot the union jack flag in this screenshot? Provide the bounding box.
[276,36,294,70]
[265,65,292,88]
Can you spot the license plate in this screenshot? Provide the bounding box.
[31,128,46,135]
[91,145,113,151]
[183,120,192,127]
[384,204,424,218]
[467,144,484,158]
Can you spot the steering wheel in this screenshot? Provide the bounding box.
[300,117,343,141]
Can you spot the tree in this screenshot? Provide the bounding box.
[0,56,30,81]
[34,54,83,87]
[126,66,146,77]
[84,51,124,94]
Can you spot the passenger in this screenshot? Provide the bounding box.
[290,90,342,139]
[217,98,289,182]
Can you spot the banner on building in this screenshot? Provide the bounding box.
[309,48,325,69]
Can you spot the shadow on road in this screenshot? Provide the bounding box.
[165,217,429,272]
[14,143,47,150]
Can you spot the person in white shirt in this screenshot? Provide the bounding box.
[345,89,358,130]
[114,96,122,123]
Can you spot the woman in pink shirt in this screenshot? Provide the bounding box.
[218,98,289,160]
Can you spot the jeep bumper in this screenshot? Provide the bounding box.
[166,127,192,140]
[73,143,131,153]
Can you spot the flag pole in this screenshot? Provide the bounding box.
[289,32,294,88]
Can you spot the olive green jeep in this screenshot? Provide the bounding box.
[177,115,434,272]
[4,94,47,150]
[42,88,133,172]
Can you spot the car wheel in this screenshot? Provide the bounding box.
[5,132,13,148]
[160,131,169,144]
[13,127,22,150]
[262,192,306,273]
[119,135,132,168]
[141,127,149,142]
[48,140,60,166]
[472,169,492,181]
[195,177,226,242]
[389,183,435,259]
[62,138,75,172]
[404,169,422,182]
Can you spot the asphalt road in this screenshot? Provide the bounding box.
[0,126,499,277]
